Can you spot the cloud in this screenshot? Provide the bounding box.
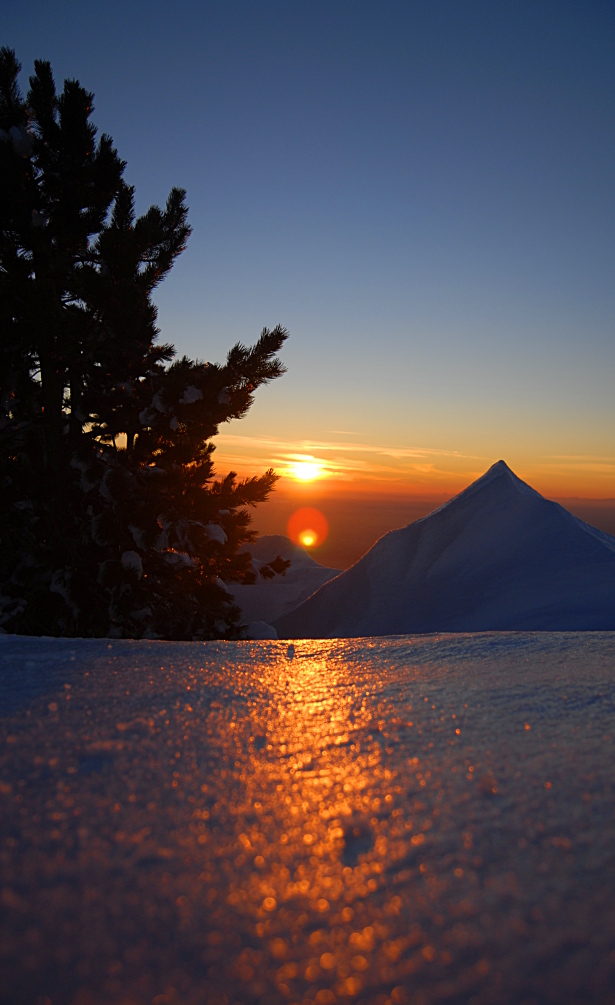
[213,432,488,487]
[539,456,615,478]
[216,431,483,460]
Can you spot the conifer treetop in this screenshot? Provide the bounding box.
[0,50,288,640]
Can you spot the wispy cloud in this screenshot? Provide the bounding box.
[217,432,483,461]
[538,456,615,479]
[543,454,615,463]
[214,432,488,487]
[212,435,615,496]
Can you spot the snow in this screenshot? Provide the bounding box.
[203,523,227,545]
[138,407,155,426]
[128,524,147,550]
[274,460,615,639]
[225,535,340,624]
[178,385,203,404]
[49,569,78,617]
[242,620,278,640]
[162,550,195,568]
[1,632,614,1002]
[120,550,143,578]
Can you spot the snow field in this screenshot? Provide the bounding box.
[1,632,614,1003]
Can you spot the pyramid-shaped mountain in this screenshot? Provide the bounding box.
[274,461,615,638]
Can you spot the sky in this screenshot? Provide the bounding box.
[5,1,615,565]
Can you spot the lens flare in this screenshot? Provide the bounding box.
[298,529,317,548]
[287,508,329,549]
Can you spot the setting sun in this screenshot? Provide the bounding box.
[288,456,324,482]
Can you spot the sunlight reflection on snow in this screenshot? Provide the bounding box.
[0,633,614,1002]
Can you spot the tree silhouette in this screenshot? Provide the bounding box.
[0,49,287,639]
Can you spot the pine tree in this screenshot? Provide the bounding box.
[0,49,287,639]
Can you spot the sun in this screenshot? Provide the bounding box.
[288,456,324,482]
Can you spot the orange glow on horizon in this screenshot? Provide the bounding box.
[287,508,329,549]
[213,433,615,501]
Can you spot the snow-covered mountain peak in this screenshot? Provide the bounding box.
[274,462,615,638]
[417,460,540,528]
[482,458,518,485]
[479,459,536,492]
[455,459,539,501]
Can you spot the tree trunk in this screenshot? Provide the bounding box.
[39,354,66,472]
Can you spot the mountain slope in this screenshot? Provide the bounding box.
[274,461,615,638]
[225,535,340,626]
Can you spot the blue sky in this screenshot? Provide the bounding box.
[5,0,615,497]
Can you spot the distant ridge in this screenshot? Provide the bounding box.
[225,535,339,627]
[274,461,615,638]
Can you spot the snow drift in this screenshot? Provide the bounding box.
[274,461,615,638]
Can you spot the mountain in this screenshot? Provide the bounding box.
[273,461,615,638]
[225,535,340,628]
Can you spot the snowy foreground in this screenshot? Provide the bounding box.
[1,633,615,1005]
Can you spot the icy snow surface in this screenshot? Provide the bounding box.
[1,631,615,1004]
[275,461,615,639]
